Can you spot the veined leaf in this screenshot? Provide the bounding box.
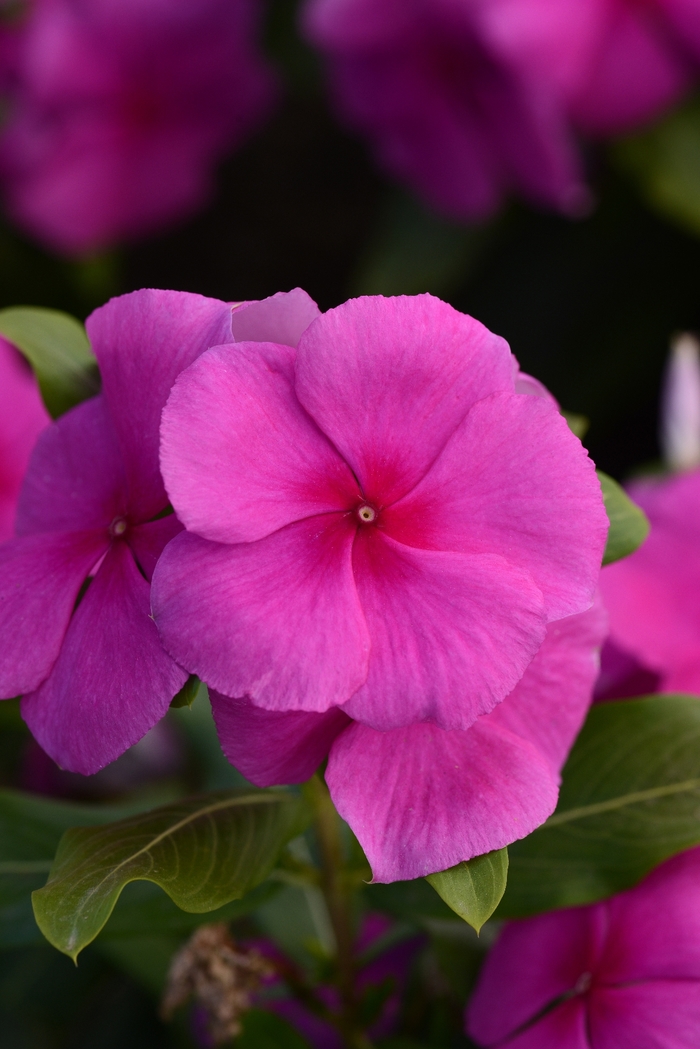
[598,470,649,565]
[499,696,700,916]
[0,306,98,417]
[32,789,310,960]
[426,849,508,933]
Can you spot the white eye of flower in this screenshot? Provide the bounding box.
[357,505,376,523]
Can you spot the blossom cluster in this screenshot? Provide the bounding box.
[0,287,609,884]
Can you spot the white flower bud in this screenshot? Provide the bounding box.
[661,333,700,471]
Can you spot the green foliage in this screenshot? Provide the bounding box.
[235,1008,314,1049]
[32,788,310,960]
[598,470,649,565]
[426,849,508,933]
[0,306,98,417]
[169,674,200,709]
[500,696,700,916]
[615,95,700,237]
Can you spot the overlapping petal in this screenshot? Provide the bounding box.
[86,288,233,520]
[127,515,183,581]
[294,295,515,506]
[22,540,187,774]
[210,692,350,786]
[590,982,700,1049]
[152,516,370,713]
[229,288,321,348]
[0,530,108,696]
[383,391,607,620]
[161,341,360,545]
[326,716,558,882]
[343,529,546,731]
[15,396,125,536]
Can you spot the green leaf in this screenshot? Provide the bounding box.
[615,95,700,237]
[169,674,200,709]
[426,849,508,933]
[0,306,98,417]
[32,788,310,960]
[500,696,700,916]
[235,1008,313,1049]
[598,470,649,565]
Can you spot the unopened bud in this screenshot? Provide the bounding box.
[661,333,700,471]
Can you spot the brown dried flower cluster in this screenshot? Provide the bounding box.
[161,923,273,1044]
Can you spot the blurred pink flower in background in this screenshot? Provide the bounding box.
[152,291,608,880]
[0,336,48,541]
[466,845,700,1048]
[302,0,700,221]
[0,0,276,255]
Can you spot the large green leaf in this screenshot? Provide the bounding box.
[426,849,508,933]
[615,95,700,238]
[0,306,98,417]
[32,789,310,960]
[499,696,700,916]
[598,470,649,565]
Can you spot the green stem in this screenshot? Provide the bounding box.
[305,772,374,1049]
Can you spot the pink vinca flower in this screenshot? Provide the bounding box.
[0,336,49,542]
[467,846,700,1049]
[151,292,609,880]
[0,288,245,774]
[302,0,700,222]
[0,0,276,255]
[599,467,700,696]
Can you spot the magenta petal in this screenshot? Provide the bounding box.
[326,717,558,882]
[385,391,607,621]
[127,515,183,582]
[230,288,321,347]
[22,541,187,774]
[466,907,603,1047]
[161,342,360,544]
[294,295,515,504]
[0,338,49,542]
[590,982,700,1049]
[86,289,233,520]
[15,396,125,536]
[210,691,350,786]
[0,530,107,696]
[343,530,546,731]
[473,997,589,1049]
[487,599,607,775]
[152,516,370,713]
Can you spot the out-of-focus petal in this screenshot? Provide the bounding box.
[229,289,321,348]
[0,530,108,696]
[127,514,183,581]
[326,717,558,882]
[210,691,350,785]
[15,396,125,537]
[161,342,360,545]
[466,907,602,1047]
[0,338,49,542]
[22,540,186,774]
[343,529,546,731]
[86,289,233,520]
[384,391,607,621]
[294,295,515,506]
[487,599,607,774]
[474,997,590,1049]
[152,516,370,713]
[590,981,700,1049]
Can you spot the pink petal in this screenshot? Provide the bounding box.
[384,391,607,621]
[209,691,350,786]
[342,529,546,731]
[472,997,590,1049]
[0,338,49,542]
[598,847,700,984]
[0,530,108,696]
[590,981,700,1049]
[152,515,371,713]
[467,907,603,1048]
[160,341,360,545]
[325,717,559,882]
[22,540,187,774]
[127,514,183,582]
[294,295,515,506]
[15,396,125,537]
[86,289,234,521]
[487,599,607,774]
[230,288,321,347]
